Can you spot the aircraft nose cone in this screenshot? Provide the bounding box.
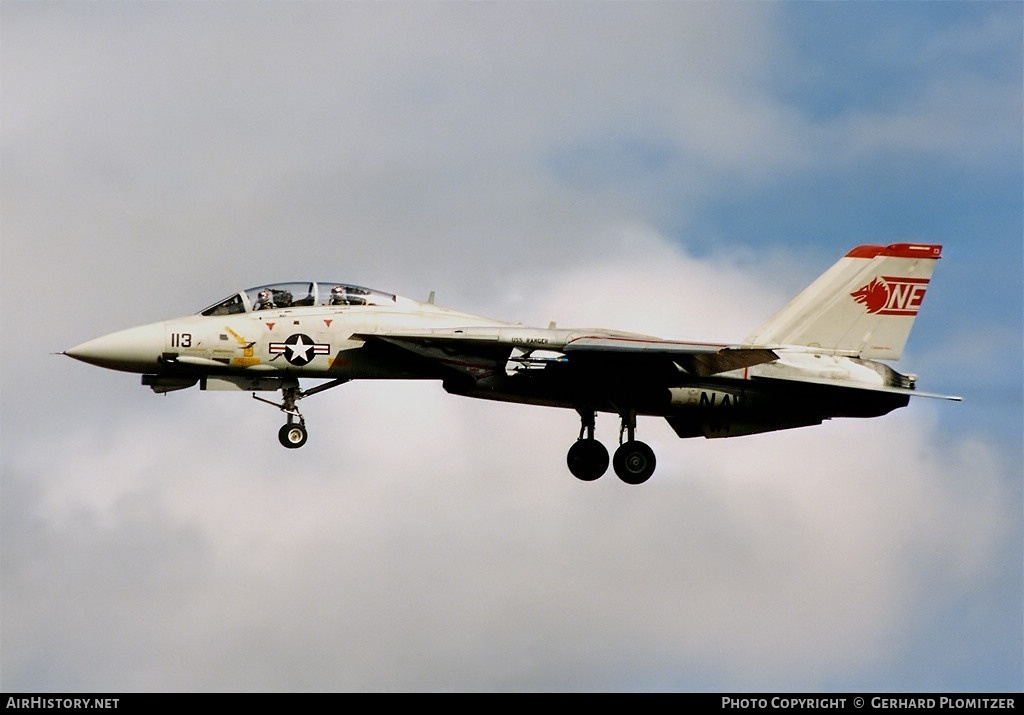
[65,321,165,373]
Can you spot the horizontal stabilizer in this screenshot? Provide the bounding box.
[752,372,962,401]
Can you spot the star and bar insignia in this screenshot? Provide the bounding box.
[269,333,331,366]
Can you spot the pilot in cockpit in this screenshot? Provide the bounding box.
[253,289,276,311]
[330,285,348,305]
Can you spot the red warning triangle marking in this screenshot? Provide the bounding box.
[266,322,275,331]
[324,319,333,328]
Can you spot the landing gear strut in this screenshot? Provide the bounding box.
[566,408,657,484]
[567,410,609,481]
[613,410,656,485]
[252,378,348,449]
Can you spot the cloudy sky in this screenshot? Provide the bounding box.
[2,2,1020,693]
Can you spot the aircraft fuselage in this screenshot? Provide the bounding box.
[67,294,910,439]
[66,246,958,484]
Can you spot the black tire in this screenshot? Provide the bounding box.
[567,439,609,481]
[278,423,308,449]
[612,440,656,484]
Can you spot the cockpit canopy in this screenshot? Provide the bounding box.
[200,282,397,316]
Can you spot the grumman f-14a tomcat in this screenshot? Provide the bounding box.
[65,243,960,484]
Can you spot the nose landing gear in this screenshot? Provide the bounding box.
[566,409,657,484]
[252,378,348,449]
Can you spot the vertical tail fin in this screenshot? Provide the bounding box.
[743,243,942,360]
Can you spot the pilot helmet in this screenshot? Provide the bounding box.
[331,285,345,301]
[258,289,271,303]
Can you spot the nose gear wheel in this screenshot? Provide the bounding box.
[279,422,308,449]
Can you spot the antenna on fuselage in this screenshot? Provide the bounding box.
[427,291,436,304]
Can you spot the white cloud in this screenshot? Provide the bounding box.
[4,235,1012,691]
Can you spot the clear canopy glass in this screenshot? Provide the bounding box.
[200,282,396,316]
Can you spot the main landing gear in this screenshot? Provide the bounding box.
[252,378,348,449]
[567,409,657,485]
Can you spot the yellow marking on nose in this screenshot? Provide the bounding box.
[225,327,255,357]
[224,326,248,344]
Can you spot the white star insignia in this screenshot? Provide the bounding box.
[287,335,314,362]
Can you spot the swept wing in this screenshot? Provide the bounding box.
[355,329,779,379]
